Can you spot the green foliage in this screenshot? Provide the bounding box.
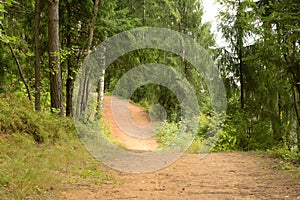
[186,139,204,153]
[0,95,76,143]
[155,121,180,148]
[0,133,116,199]
[213,130,238,152]
[1,0,299,162]
[0,95,115,199]
[156,114,237,153]
[269,145,300,167]
[105,0,215,123]
[216,0,300,154]
[0,0,14,42]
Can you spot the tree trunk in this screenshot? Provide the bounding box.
[65,2,74,117]
[96,69,105,115]
[1,23,32,101]
[0,60,6,95]
[0,2,5,95]
[292,86,300,149]
[48,0,63,116]
[65,47,74,116]
[238,0,244,109]
[34,0,41,111]
[143,0,146,26]
[76,0,99,118]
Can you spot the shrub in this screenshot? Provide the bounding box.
[0,95,77,143]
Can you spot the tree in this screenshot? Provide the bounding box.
[104,0,215,121]
[218,0,257,109]
[48,0,63,115]
[34,0,41,111]
[261,0,300,148]
[75,0,99,118]
[0,23,32,101]
[0,0,6,95]
[217,0,300,150]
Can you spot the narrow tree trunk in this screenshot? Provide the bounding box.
[239,46,244,109]
[143,0,146,26]
[0,2,5,95]
[66,48,74,116]
[96,69,105,115]
[76,0,99,118]
[0,24,32,101]
[87,0,99,52]
[238,0,244,109]
[271,93,283,143]
[81,75,89,113]
[65,2,74,117]
[296,65,300,147]
[0,60,6,95]
[97,70,105,109]
[292,86,300,149]
[48,0,63,116]
[96,42,106,116]
[34,0,41,111]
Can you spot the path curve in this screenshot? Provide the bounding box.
[62,96,300,199]
[101,96,158,151]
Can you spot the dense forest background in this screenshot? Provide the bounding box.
[0,0,300,158]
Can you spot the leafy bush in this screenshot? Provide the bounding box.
[269,145,300,165]
[222,109,275,151]
[155,114,238,153]
[212,130,238,151]
[155,120,180,148]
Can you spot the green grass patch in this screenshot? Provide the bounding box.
[0,96,116,199]
[268,146,300,170]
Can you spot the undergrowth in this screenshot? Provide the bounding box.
[155,117,238,154]
[0,96,116,199]
[268,145,300,169]
[155,118,300,170]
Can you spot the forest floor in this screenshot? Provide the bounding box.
[62,96,300,200]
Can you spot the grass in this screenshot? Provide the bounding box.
[0,96,116,199]
[100,120,127,150]
[267,146,300,170]
[0,134,116,199]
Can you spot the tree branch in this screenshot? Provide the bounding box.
[0,23,32,101]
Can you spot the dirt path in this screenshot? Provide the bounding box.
[101,96,158,151]
[63,153,300,200]
[62,96,300,199]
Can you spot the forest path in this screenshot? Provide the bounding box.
[63,153,300,199]
[62,96,300,199]
[101,95,158,151]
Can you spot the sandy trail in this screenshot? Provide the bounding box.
[63,153,300,200]
[62,96,300,199]
[101,96,158,151]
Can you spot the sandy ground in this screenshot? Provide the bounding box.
[62,96,300,200]
[63,153,300,200]
[101,96,158,151]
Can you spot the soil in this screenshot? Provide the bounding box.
[101,96,158,151]
[62,96,300,200]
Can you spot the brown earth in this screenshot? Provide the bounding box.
[62,96,300,200]
[101,96,158,151]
